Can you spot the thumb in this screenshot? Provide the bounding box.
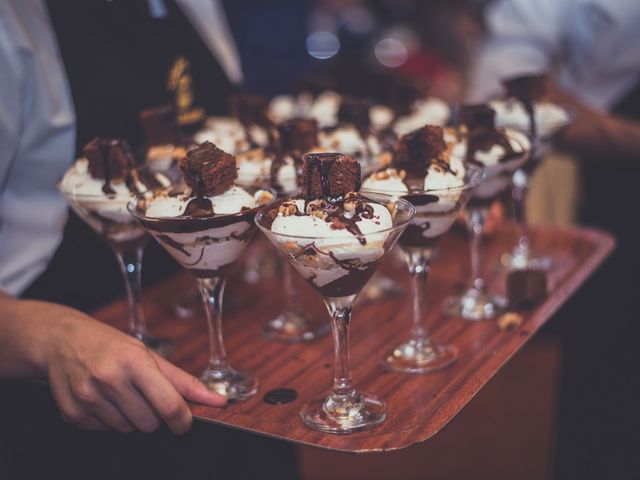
[153,354,227,407]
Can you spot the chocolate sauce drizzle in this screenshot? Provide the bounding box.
[503,75,546,140]
[184,197,214,217]
[97,142,116,195]
[461,104,519,164]
[84,138,165,197]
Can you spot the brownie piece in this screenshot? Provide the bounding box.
[301,152,361,201]
[139,104,179,146]
[229,93,270,127]
[278,118,319,154]
[338,96,371,129]
[83,138,135,180]
[461,104,517,163]
[179,141,237,197]
[296,74,336,97]
[392,125,447,178]
[460,104,496,131]
[503,75,546,103]
[507,269,547,309]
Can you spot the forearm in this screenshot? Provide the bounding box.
[547,83,640,161]
[0,294,61,378]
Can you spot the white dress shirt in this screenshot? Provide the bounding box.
[0,0,243,296]
[0,0,75,296]
[466,0,640,111]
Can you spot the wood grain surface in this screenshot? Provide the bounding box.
[93,223,614,453]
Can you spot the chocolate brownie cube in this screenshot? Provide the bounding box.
[278,118,319,154]
[392,125,447,178]
[337,96,371,129]
[83,138,135,180]
[139,104,179,146]
[179,141,237,197]
[503,75,546,103]
[229,93,270,127]
[301,152,361,201]
[460,104,496,131]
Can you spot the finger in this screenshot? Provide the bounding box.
[87,396,137,434]
[68,378,134,433]
[153,354,227,407]
[100,381,163,433]
[48,369,110,431]
[130,359,194,435]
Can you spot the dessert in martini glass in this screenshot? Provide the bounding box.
[130,141,274,400]
[256,153,414,434]
[58,138,173,355]
[139,104,188,175]
[490,75,573,270]
[443,105,531,320]
[240,118,333,343]
[362,126,482,373]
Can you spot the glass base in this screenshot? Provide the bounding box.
[300,390,386,434]
[262,311,329,343]
[172,290,200,319]
[357,274,403,305]
[444,288,507,321]
[135,333,173,358]
[383,337,458,373]
[200,367,259,402]
[501,247,553,271]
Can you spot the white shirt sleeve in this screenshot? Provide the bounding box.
[0,0,75,295]
[176,0,244,85]
[466,0,571,103]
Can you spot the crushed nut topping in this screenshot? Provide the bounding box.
[386,201,397,219]
[343,192,369,216]
[370,167,405,181]
[278,200,299,216]
[256,190,274,206]
[305,199,334,219]
[497,312,523,331]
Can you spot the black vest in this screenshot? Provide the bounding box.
[24,1,236,309]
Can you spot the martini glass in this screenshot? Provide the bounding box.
[59,181,172,357]
[129,185,275,400]
[491,101,574,270]
[236,168,330,343]
[256,193,415,434]
[444,136,530,320]
[363,166,483,373]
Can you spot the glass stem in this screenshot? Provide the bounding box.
[466,208,487,291]
[325,298,356,397]
[406,250,432,341]
[115,247,147,340]
[283,263,298,313]
[512,168,531,256]
[197,277,229,373]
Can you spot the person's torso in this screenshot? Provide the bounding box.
[24,0,237,308]
[0,0,75,295]
[557,0,640,110]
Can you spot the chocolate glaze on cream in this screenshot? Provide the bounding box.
[133,187,268,278]
[60,138,172,250]
[362,126,471,248]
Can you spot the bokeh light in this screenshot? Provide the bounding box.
[306,31,340,60]
[374,37,408,68]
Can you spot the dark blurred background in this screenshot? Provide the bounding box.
[10,1,637,479]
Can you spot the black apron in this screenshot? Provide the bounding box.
[555,80,640,478]
[23,0,236,310]
[7,2,298,478]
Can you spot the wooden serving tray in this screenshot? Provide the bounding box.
[93,224,614,453]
